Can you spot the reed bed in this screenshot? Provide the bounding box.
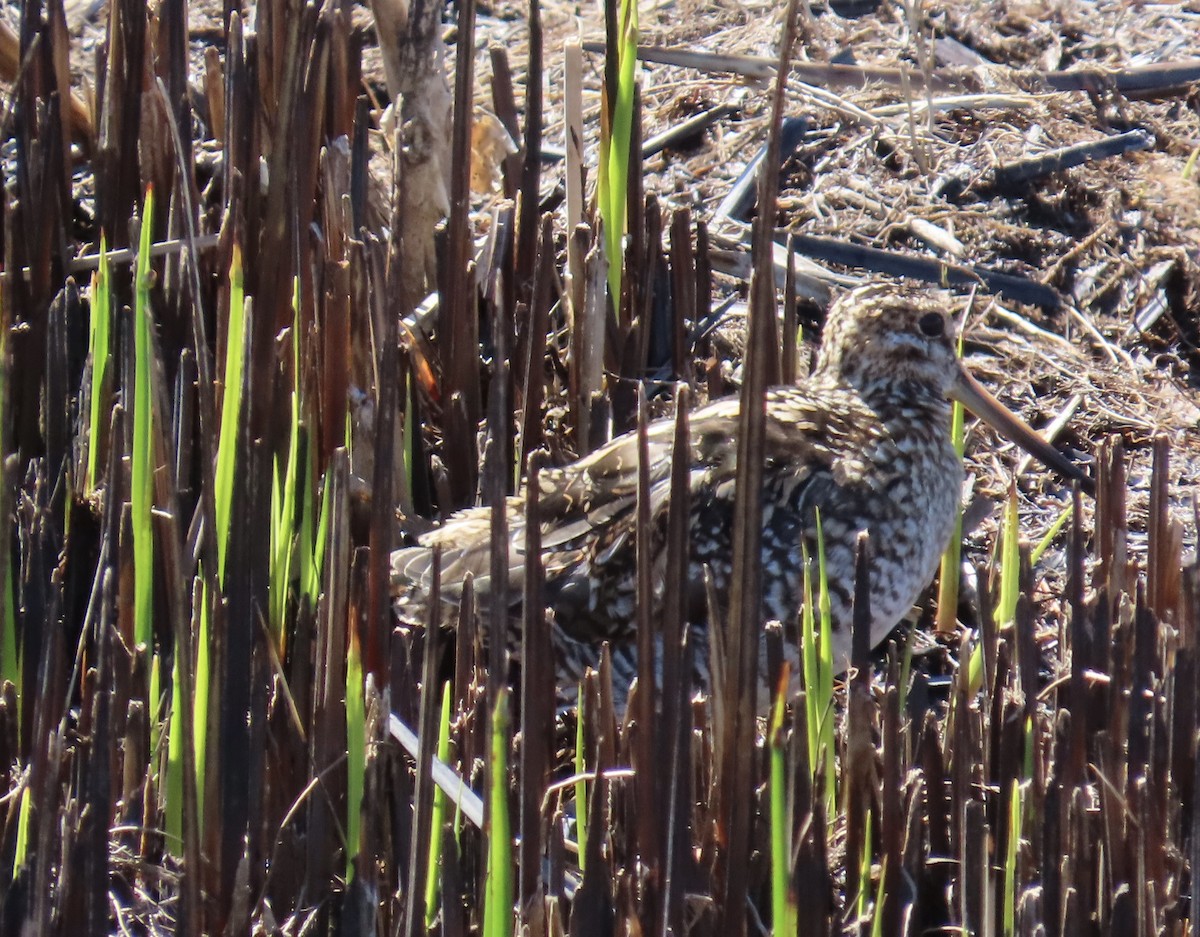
[0,0,1196,933]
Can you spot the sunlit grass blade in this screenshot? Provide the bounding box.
[132,188,156,665]
[799,534,835,819]
[215,243,247,578]
[1003,779,1022,937]
[854,805,873,924]
[870,856,888,937]
[1030,502,1073,565]
[598,0,639,304]
[297,430,318,608]
[967,484,1020,696]
[996,483,1020,626]
[800,542,818,771]
[935,363,966,635]
[86,234,113,493]
[814,510,836,817]
[131,188,161,767]
[768,665,796,936]
[270,276,303,648]
[425,681,453,927]
[483,689,513,937]
[11,787,28,880]
[574,685,588,873]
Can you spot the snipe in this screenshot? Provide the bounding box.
[392,284,1088,704]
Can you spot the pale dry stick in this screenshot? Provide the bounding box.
[907,217,967,257]
[986,304,1077,351]
[1064,301,1133,370]
[388,713,484,828]
[830,181,967,257]
[784,81,880,127]
[1014,394,1083,478]
[870,92,1043,120]
[0,233,222,283]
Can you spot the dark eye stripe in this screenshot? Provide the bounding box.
[918,312,944,337]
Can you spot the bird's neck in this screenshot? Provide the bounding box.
[854,377,952,425]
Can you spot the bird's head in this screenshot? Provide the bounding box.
[814,284,1093,492]
[814,284,959,396]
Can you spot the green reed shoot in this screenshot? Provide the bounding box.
[270,276,303,646]
[598,0,638,304]
[11,788,28,881]
[132,188,156,667]
[799,528,836,819]
[997,483,1020,626]
[214,243,247,575]
[870,856,888,937]
[1030,503,1073,565]
[425,682,453,928]
[968,480,1023,696]
[813,511,837,817]
[85,235,112,493]
[935,350,966,634]
[483,690,513,937]
[854,806,874,924]
[131,188,165,782]
[1003,778,1022,937]
[768,665,797,936]
[574,687,588,873]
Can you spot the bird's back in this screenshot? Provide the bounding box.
[391,378,959,701]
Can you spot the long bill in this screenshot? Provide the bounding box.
[949,367,1093,495]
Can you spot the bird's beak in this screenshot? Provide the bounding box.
[949,367,1093,494]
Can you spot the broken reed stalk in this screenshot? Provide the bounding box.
[717,0,800,930]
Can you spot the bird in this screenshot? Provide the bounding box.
[391,284,1088,708]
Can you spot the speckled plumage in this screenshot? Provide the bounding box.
[392,284,1076,706]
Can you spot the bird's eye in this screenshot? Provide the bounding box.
[917,312,944,338]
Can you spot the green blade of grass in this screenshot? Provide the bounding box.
[870,855,888,937]
[86,234,113,493]
[132,188,156,661]
[599,0,639,304]
[996,483,1020,626]
[1030,503,1073,566]
[800,540,818,770]
[768,665,797,936]
[131,188,161,765]
[855,805,873,924]
[424,681,453,927]
[214,244,247,579]
[1003,780,1022,937]
[270,276,303,647]
[574,686,588,873]
[935,386,965,635]
[483,689,513,937]
[814,509,836,818]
